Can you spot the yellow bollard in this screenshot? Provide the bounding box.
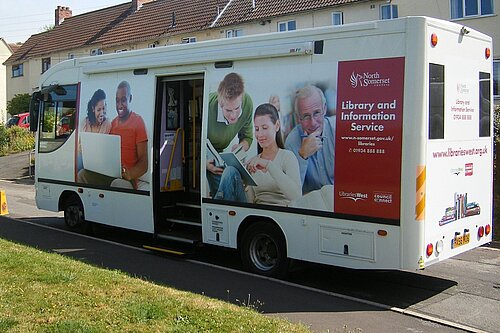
[0,189,8,215]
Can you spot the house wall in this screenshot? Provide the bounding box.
[211,1,391,37]
[0,41,10,124]
[6,59,40,101]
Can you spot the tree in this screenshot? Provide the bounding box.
[6,93,31,116]
[40,24,55,32]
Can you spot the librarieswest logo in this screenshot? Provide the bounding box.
[339,191,368,202]
[450,167,463,176]
[350,71,391,88]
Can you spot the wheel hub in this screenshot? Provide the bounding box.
[250,235,278,271]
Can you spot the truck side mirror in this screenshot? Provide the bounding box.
[29,92,41,132]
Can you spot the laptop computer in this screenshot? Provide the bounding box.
[80,132,122,178]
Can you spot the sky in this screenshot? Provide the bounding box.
[0,0,128,43]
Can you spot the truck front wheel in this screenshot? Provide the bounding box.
[64,196,91,234]
[241,222,289,278]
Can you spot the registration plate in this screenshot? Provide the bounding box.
[452,233,470,249]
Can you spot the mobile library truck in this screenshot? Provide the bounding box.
[30,16,493,277]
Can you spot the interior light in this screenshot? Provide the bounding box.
[431,33,438,47]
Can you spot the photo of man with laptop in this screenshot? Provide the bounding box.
[77,81,149,191]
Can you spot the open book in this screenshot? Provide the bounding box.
[207,140,257,186]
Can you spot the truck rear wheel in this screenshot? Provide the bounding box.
[241,222,289,278]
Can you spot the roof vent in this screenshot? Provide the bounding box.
[171,12,176,28]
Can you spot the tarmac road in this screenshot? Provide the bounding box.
[0,150,33,180]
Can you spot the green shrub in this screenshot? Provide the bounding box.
[0,125,35,156]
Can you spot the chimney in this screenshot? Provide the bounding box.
[131,0,153,11]
[55,6,72,26]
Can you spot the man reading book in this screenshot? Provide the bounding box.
[206,72,253,201]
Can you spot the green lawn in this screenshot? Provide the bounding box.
[0,238,312,333]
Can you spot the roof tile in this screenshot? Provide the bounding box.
[95,0,230,47]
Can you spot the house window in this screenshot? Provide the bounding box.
[450,0,494,19]
[68,53,75,59]
[226,29,243,38]
[494,60,499,99]
[380,4,398,19]
[278,20,296,32]
[332,12,344,25]
[181,37,197,44]
[42,58,51,73]
[12,64,23,77]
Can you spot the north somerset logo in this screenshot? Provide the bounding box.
[350,71,391,88]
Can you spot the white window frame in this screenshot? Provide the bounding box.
[380,4,398,19]
[278,20,296,32]
[181,37,197,44]
[41,57,51,73]
[332,12,344,25]
[12,63,23,77]
[226,29,243,38]
[450,0,494,19]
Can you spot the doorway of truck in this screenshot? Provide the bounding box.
[153,74,204,243]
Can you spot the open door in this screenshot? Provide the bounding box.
[153,75,204,242]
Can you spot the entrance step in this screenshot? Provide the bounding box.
[176,202,200,209]
[156,223,201,244]
[165,217,201,227]
[156,234,201,245]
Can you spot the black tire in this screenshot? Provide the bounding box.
[63,196,91,234]
[240,222,289,278]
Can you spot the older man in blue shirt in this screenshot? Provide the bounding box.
[285,85,335,194]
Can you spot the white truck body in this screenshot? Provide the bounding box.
[33,16,493,276]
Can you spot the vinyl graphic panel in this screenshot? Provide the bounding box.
[334,57,405,220]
